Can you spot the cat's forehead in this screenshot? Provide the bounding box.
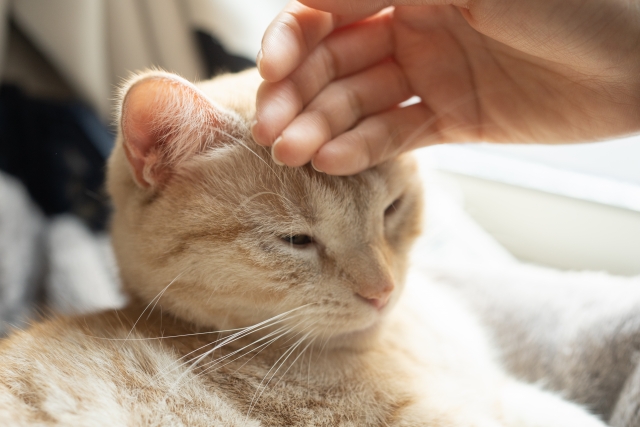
[187,135,411,229]
[226,140,412,221]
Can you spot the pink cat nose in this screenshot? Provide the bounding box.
[361,294,391,310]
[357,281,395,310]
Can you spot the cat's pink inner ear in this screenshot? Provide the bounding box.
[121,81,160,187]
[120,75,219,188]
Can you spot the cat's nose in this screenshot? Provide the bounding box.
[357,280,395,310]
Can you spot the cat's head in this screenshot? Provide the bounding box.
[107,69,422,346]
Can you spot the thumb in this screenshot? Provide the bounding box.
[298,0,461,15]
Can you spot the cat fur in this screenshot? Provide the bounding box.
[0,69,610,426]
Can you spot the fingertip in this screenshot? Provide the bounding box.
[250,119,267,147]
[271,133,313,168]
[310,158,324,173]
[254,80,303,146]
[275,111,332,167]
[270,133,310,168]
[271,137,285,166]
[312,136,370,176]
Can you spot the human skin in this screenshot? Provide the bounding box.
[252,0,640,175]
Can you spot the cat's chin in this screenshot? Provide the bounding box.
[320,321,386,351]
[313,309,392,351]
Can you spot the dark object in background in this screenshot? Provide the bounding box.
[0,30,253,231]
[0,84,113,231]
[195,30,255,76]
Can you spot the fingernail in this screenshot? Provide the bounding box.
[256,49,263,72]
[311,158,323,173]
[271,136,284,166]
[250,119,259,141]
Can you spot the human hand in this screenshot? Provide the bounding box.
[252,0,640,175]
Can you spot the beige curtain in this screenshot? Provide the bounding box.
[0,0,286,120]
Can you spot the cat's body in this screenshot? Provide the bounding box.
[0,268,609,426]
[0,69,609,426]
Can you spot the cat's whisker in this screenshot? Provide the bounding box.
[272,334,317,390]
[277,322,310,348]
[196,324,292,372]
[88,327,247,341]
[279,317,319,346]
[265,320,319,387]
[165,315,313,400]
[316,324,333,361]
[161,324,295,399]
[152,313,301,379]
[120,271,185,347]
[195,324,297,380]
[228,328,295,375]
[157,315,297,381]
[197,314,312,368]
[158,305,313,383]
[307,335,314,394]
[244,319,319,419]
[246,329,315,420]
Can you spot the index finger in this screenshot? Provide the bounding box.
[259,1,380,82]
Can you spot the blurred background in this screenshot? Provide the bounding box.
[0,0,287,332]
[0,0,279,231]
[0,0,638,333]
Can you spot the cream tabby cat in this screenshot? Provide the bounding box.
[0,69,607,426]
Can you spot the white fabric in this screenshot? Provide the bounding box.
[414,150,516,266]
[0,172,45,334]
[46,215,125,315]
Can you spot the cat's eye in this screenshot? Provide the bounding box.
[281,234,313,246]
[384,197,402,217]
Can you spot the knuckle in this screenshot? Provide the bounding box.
[308,110,334,142]
[343,86,364,122]
[283,78,305,112]
[319,43,340,83]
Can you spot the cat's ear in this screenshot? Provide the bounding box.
[119,72,230,188]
